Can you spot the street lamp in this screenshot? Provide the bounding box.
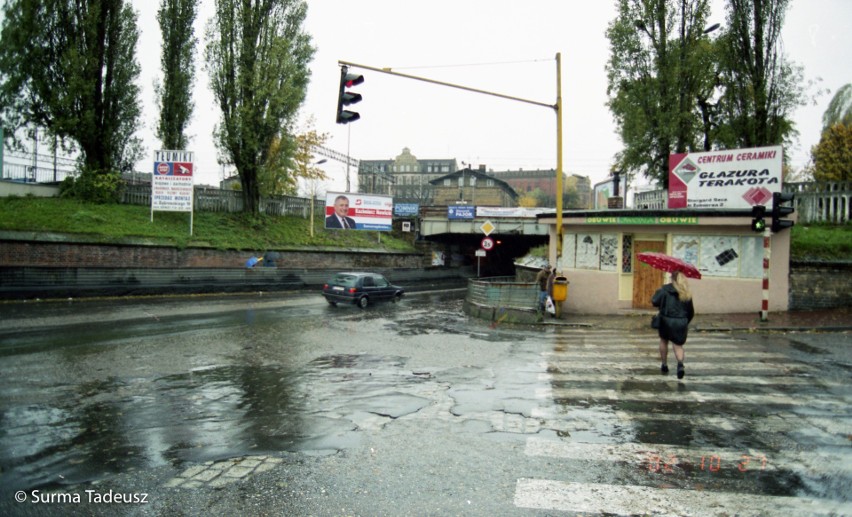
[309,159,328,238]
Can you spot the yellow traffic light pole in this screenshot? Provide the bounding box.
[338,56,564,261]
[555,53,563,262]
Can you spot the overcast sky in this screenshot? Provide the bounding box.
[131,0,850,193]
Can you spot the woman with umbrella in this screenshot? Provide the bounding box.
[652,270,695,379]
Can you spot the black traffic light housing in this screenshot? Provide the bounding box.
[336,66,364,124]
[751,205,766,232]
[771,192,795,233]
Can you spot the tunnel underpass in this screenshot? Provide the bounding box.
[422,232,548,277]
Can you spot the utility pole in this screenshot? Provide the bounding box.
[337,57,564,261]
[555,53,564,263]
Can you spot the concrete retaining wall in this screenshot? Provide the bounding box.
[789,261,852,310]
[0,180,60,198]
[0,232,465,299]
[0,231,429,269]
[0,266,469,299]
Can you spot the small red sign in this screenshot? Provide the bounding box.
[156,162,171,175]
[481,237,495,251]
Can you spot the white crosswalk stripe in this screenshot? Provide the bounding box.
[539,372,837,386]
[544,386,848,407]
[514,479,852,516]
[513,329,852,516]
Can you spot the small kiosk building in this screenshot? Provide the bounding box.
[537,209,792,314]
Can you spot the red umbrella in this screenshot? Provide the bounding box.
[636,252,702,279]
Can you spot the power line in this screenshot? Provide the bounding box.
[389,57,554,71]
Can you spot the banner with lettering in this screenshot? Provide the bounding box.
[152,150,194,212]
[668,145,782,209]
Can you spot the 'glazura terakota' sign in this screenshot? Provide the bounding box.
[668,145,782,209]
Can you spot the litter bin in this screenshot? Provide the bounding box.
[552,276,569,302]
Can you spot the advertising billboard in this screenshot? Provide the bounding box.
[325,192,393,231]
[668,145,782,209]
[152,150,194,212]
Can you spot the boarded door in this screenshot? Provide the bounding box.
[632,240,665,309]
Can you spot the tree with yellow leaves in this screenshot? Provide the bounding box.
[811,123,851,182]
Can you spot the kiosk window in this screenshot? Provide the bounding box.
[673,235,763,278]
[622,235,633,273]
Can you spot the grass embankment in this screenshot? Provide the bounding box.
[0,197,848,260]
[788,223,851,262]
[0,197,416,252]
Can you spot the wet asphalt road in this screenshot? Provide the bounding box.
[0,290,850,516]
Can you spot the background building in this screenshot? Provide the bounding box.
[358,147,591,209]
[481,169,591,209]
[565,174,592,209]
[487,168,556,197]
[429,169,518,207]
[358,148,456,203]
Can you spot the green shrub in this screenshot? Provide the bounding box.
[59,169,123,203]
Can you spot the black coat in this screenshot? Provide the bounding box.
[652,284,695,346]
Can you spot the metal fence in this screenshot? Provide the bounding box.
[784,182,851,225]
[121,183,324,218]
[4,151,848,224]
[466,276,538,310]
[1,163,75,184]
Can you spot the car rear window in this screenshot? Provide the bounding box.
[330,274,359,287]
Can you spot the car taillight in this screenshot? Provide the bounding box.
[348,287,356,293]
[323,284,329,289]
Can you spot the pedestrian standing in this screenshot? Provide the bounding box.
[545,268,558,317]
[652,270,695,379]
[535,265,551,311]
[546,268,556,299]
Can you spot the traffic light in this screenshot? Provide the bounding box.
[751,205,766,232]
[771,191,795,233]
[336,66,363,124]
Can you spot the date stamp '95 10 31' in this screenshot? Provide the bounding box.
[645,451,769,474]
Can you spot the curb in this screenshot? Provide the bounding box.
[539,319,852,333]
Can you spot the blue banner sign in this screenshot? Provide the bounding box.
[394,203,419,217]
[448,205,475,219]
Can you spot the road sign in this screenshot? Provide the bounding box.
[481,237,495,251]
[480,220,495,236]
[475,249,486,257]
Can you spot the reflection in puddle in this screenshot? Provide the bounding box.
[0,354,428,492]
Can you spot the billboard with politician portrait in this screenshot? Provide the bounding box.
[324,192,393,231]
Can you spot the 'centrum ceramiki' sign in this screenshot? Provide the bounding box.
[668,145,782,209]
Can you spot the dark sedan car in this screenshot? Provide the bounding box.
[322,272,404,308]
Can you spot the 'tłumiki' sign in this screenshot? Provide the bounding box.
[152,150,194,212]
[152,150,194,234]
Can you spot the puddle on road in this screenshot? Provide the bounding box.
[0,354,430,492]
